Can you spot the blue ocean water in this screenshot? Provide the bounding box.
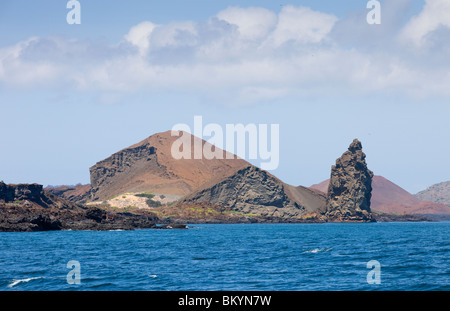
[0,222,448,291]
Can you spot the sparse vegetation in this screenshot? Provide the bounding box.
[135,192,155,199]
[122,205,138,213]
[227,210,258,217]
[146,198,162,208]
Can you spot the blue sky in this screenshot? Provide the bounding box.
[0,0,449,193]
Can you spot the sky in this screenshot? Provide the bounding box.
[0,0,449,194]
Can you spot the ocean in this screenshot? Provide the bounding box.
[0,222,448,291]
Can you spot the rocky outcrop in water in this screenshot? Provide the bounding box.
[323,139,375,222]
[0,182,162,231]
[0,203,159,232]
[310,175,450,215]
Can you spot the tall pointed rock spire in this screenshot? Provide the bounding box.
[323,139,375,222]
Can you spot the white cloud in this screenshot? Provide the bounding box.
[400,0,450,46]
[1,4,450,102]
[124,21,158,54]
[266,6,338,47]
[150,21,198,48]
[0,37,62,86]
[216,6,277,40]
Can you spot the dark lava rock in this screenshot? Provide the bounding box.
[30,214,63,231]
[85,207,107,223]
[372,212,432,222]
[0,182,43,204]
[323,139,375,222]
[180,165,325,220]
[0,182,185,231]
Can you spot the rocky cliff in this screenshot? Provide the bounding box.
[180,165,326,220]
[0,182,80,209]
[1,182,42,202]
[323,139,375,222]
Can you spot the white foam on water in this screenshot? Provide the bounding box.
[303,248,332,254]
[8,277,42,288]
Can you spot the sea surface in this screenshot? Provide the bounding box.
[0,222,449,291]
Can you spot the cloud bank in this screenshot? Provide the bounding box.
[1,3,450,104]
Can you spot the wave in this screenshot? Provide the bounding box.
[302,248,332,254]
[8,277,42,288]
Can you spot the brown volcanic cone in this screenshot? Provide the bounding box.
[89,130,249,201]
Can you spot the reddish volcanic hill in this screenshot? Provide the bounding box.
[89,130,250,201]
[310,176,450,214]
[88,130,327,220]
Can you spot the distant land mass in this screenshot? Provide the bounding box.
[310,176,450,215]
[415,181,450,207]
[22,130,442,229]
[85,131,328,222]
[76,133,431,222]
